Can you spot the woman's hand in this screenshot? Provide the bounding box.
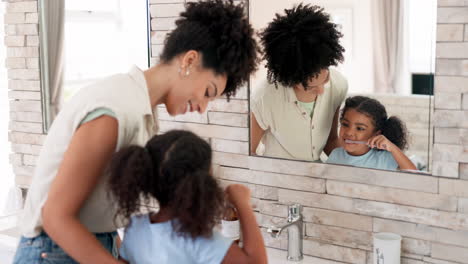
[367,135,397,152]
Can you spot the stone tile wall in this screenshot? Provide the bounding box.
[5,0,44,188]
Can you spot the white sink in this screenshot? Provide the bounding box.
[266,247,344,264]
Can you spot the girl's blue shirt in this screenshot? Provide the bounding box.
[120,214,232,264]
[327,147,398,171]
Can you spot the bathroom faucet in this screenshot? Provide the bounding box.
[267,204,303,261]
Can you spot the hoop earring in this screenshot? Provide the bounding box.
[178,67,187,78]
[178,66,190,77]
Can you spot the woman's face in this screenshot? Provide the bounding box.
[298,69,330,94]
[339,108,380,156]
[165,52,227,116]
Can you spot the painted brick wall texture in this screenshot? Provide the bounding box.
[5,0,43,188]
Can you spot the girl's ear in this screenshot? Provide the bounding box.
[374,130,382,136]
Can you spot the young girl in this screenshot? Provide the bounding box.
[109,130,267,264]
[14,1,259,263]
[327,96,416,171]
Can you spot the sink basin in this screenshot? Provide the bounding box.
[266,247,344,264]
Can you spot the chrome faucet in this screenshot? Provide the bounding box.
[267,204,303,261]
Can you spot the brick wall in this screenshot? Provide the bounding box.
[5,0,45,188]
[5,0,468,262]
[433,1,468,179]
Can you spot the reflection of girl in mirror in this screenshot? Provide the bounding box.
[251,4,348,162]
[326,96,417,171]
[13,1,259,263]
[111,130,266,264]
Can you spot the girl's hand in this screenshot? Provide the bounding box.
[367,135,397,152]
[225,184,251,208]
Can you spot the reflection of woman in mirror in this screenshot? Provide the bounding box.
[326,96,417,171]
[251,4,348,162]
[13,1,259,263]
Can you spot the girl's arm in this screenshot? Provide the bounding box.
[250,113,265,155]
[42,115,121,264]
[222,185,267,264]
[368,135,417,171]
[323,107,341,156]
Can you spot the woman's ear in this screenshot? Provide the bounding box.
[374,130,382,136]
[180,50,200,69]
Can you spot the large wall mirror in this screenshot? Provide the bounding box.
[39,0,150,131]
[249,0,436,173]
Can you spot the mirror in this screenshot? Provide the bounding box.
[39,0,150,131]
[249,0,436,173]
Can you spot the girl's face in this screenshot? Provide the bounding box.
[339,108,380,156]
[165,52,227,116]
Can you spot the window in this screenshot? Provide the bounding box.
[62,0,149,100]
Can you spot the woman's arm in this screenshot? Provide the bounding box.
[250,113,265,155]
[42,115,121,264]
[222,185,267,264]
[323,107,341,155]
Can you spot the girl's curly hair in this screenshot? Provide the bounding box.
[341,96,409,150]
[108,130,225,239]
[260,4,345,89]
[160,0,260,99]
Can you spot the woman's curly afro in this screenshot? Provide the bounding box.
[260,4,345,88]
[160,0,260,99]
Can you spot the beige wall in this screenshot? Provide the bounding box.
[6,0,468,263]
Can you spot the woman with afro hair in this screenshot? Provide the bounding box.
[251,4,348,162]
[14,1,259,263]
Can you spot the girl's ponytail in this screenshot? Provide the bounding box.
[108,145,153,220]
[382,116,408,150]
[170,169,224,239]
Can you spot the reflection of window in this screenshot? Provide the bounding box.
[63,0,149,101]
[406,0,437,95]
[329,8,353,81]
[407,0,437,74]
